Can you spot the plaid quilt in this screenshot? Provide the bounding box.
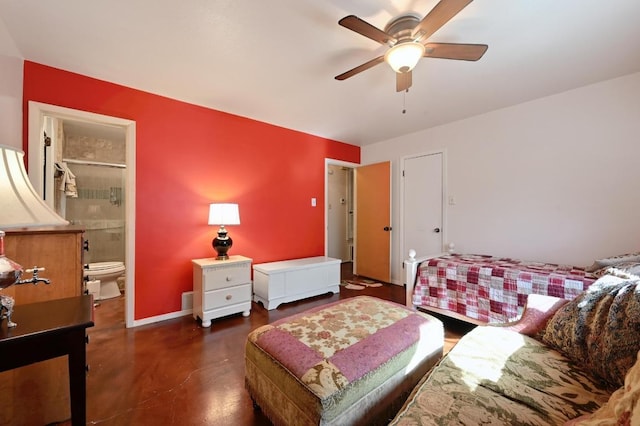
[412,254,597,323]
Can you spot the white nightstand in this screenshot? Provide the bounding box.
[192,255,252,327]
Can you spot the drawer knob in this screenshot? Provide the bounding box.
[226,276,232,282]
[226,295,232,300]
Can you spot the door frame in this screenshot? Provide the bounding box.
[28,101,137,328]
[324,158,359,259]
[400,149,447,262]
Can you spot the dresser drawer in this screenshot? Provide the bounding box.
[203,264,250,291]
[204,283,251,310]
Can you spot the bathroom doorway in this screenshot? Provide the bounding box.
[28,101,136,328]
[325,159,358,270]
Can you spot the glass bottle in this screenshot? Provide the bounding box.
[0,230,23,289]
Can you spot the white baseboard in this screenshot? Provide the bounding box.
[130,308,192,328]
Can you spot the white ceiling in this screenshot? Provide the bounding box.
[1,0,639,146]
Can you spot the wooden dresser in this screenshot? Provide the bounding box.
[0,225,85,425]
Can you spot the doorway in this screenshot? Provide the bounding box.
[327,164,354,261]
[28,101,137,328]
[325,159,358,278]
[325,159,393,283]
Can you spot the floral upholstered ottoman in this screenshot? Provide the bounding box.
[245,296,443,425]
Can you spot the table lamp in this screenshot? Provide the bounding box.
[208,203,240,260]
[0,144,68,228]
[0,144,65,327]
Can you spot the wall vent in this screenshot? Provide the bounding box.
[181,291,193,311]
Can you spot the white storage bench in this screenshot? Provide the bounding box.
[253,256,341,310]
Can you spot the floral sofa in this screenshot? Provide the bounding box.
[390,264,640,425]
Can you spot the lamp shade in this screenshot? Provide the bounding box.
[384,41,426,73]
[208,203,240,226]
[0,144,68,228]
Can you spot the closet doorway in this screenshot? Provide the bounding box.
[28,101,137,328]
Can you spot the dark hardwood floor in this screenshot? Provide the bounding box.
[54,263,473,425]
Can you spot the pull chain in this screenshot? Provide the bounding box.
[402,89,408,114]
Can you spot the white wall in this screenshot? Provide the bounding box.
[0,18,23,149]
[363,72,640,284]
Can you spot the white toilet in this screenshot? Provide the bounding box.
[84,261,125,300]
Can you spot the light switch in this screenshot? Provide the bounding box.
[311,198,317,207]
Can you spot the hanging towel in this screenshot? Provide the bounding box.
[55,162,78,198]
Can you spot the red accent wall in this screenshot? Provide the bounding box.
[22,61,360,320]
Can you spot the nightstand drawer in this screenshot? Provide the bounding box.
[204,283,251,310]
[203,264,250,291]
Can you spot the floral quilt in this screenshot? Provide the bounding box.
[413,254,596,323]
[249,296,439,400]
[246,296,444,425]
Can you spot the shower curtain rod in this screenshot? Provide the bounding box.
[62,158,126,168]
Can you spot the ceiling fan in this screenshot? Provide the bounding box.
[335,0,488,92]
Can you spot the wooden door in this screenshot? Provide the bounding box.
[355,161,391,281]
[403,153,444,258]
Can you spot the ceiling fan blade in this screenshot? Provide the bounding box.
[423,42,488,61]
[339,15,396,45]
[412,0,473,42]
[396,71,412,92]
[335,56,385,80]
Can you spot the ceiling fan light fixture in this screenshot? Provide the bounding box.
[384,41,425,73]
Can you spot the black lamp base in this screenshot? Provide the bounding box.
[212,228,233,260]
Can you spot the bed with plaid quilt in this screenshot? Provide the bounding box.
[412,253,596,323]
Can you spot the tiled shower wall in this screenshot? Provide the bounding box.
[62,133,126,264]
[65,133,125,164]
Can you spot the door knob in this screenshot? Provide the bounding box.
[383,226,392,231]
[433,228,440,233]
